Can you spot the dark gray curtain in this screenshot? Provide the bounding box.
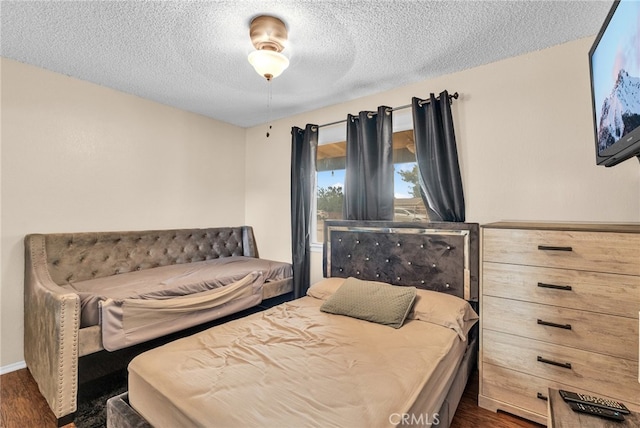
[290,124,318,298]
[343,106,394,221]
[412,91,465,222]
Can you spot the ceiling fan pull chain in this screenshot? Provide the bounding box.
[266,81,273,138]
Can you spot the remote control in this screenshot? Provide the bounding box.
[559,389,630,414]
[568,401,625,421]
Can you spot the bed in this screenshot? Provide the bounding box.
[107,220,480,428]
[24,226,293,425]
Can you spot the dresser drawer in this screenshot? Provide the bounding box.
[483,295,638,360]
[481,363,552,418]
[483,228,640,276]
[481,363,636,418]
[482,262,640,318]
[482,330,640,405]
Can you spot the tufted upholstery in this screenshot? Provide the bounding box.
[23,226,270,424]
[323,221,479,301]
[42,227,256,285]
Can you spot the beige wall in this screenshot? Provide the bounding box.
[2,36,639,369]
[244,37,640,284]
[1,58,247,367]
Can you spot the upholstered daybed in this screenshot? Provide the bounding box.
[24,226,292,425]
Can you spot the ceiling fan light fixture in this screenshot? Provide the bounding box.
[248,49,289,81]
[248,15,289,81]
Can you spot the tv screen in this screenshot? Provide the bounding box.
[589,0,640,167]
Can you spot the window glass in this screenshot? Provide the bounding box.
[315,124,346,244]
[314,111,427,244]
[392,130,428,222]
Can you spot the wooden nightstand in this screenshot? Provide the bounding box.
[548,389,639,427]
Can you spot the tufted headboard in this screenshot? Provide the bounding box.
[27,226,258,285]
[323,221,479,301]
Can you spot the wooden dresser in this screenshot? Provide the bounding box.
[478,221,640,425]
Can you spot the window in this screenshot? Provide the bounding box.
[314,110,427,244]
[315,124,346,245]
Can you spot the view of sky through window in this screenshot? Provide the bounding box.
[317,162,417,198]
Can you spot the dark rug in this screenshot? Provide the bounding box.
[76,370,127,428]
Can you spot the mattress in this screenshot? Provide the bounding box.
[128,295,470,427]
[63,256,292,327]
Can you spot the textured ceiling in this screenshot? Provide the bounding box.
[1,1,614,128]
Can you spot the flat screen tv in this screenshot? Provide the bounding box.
[589,0,640,167]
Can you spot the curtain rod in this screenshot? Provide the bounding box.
[317,92,459,129]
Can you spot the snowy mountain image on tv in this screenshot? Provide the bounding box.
[597,69,640,153]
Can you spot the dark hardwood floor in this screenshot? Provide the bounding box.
[1,368,62,428]
[1,367,543,428]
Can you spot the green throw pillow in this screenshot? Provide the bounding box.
[320,277,417,328]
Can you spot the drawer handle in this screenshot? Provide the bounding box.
[537,392,548,401]
[537,319,572,330]
[537,356,572,369]
[538,245,573,252]
[537,282,572,291]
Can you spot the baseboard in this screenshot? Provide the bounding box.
[1,360,26,375]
